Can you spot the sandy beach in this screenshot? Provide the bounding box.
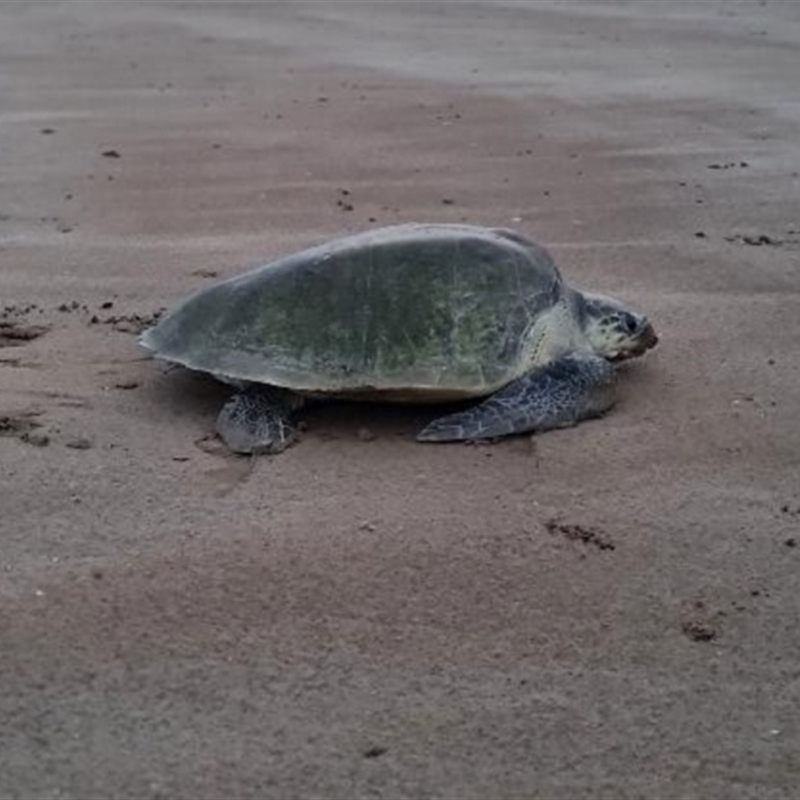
[1,2,799,797]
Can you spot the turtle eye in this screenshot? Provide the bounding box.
[622,314,639,334]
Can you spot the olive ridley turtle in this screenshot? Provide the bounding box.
[140,224,657,453]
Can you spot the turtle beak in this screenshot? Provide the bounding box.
[640,322,658,351]
[610,322,658,362]
[627,322,658,358]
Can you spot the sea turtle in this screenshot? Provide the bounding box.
[140,224,657,454]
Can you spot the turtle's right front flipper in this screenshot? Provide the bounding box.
[417,352,615,442]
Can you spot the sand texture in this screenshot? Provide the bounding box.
[1,2,799,798]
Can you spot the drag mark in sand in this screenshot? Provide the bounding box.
[0,320,50,347]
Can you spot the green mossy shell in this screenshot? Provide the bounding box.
[141,224,564,399]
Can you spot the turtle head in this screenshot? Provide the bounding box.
[580,292,658,362]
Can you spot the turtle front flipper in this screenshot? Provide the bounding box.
[417,352,615,442]
[216,386,302,454]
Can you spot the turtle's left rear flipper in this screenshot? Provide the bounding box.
[216,386,302,454]
[416,352,615,442]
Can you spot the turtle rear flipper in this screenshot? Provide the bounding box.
[416,352,615,442]
[216,386,302,454]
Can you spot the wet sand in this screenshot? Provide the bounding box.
[1,2,799,797]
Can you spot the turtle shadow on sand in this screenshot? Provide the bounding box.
[145,365,228,423]
[300,396,473,443]
[151,364,470,447]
